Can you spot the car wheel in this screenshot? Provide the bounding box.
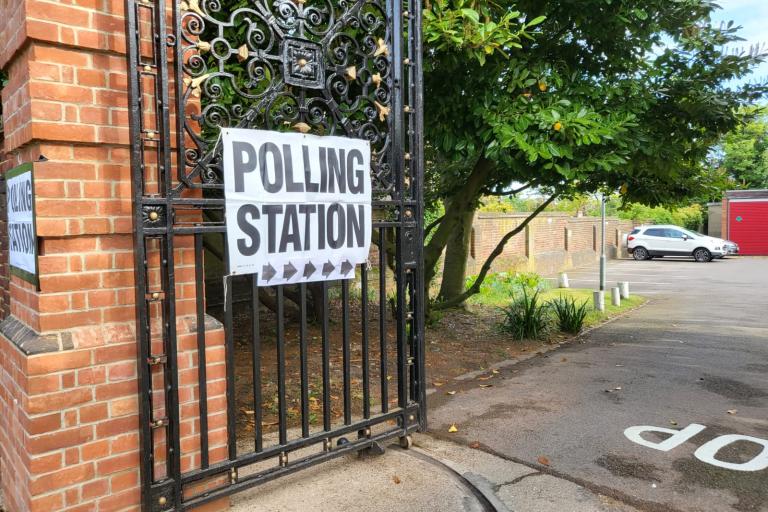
[633,247,649,261]
[693,248,712,262]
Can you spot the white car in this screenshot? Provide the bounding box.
[626,225,729,262]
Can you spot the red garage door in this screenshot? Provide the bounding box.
[729,201,768,255]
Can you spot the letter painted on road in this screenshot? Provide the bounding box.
[694,435,768,472]
[624,424,706,452]
[625,423,768,472]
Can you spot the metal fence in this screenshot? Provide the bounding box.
[124,0,425,509]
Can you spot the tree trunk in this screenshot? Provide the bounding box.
[437,203,475,302]
[424,157,495,291]
[433,193,558,310]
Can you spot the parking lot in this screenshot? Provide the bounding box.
[430,256,768,512]
[554,256,743,296]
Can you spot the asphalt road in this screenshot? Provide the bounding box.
[429,256,768,512]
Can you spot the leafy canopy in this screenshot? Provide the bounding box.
[713,108,768,189]
[423,0,768,208]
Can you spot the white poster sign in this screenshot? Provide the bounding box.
[6,164,37,282]
[222,128,372,286]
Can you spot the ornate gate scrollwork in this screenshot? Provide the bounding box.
[177,0,398,198]
[125,0,424,508]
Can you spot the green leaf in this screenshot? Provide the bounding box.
[460,8,480,23]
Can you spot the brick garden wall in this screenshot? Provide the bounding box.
[466,212,635,276]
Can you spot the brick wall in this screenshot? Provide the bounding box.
[0,1,228,510]
[465,213,635,276]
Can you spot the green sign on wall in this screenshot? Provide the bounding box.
[6,163,38,286]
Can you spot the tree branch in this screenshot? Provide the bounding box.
[482,181,534,196]
[424,214,445,239]
[433,193,559,310]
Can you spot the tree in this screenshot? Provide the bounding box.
[715,109,768,189]
[423,0,767,309]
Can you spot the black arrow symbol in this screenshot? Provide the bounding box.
[283,262,297,279]
[262,263,276,282]
[322,260,335,277]
[340,260,353,276]
[303,261,316,278]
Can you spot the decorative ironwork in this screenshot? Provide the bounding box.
[282,38,325,88]
[141,205,165,227]
[177,0,395,194]
[125,0,425,508]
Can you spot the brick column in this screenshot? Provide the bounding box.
[721,197,729,240]
[0,1,228,511]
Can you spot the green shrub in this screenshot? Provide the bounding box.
[549,296,589,334]
[467,271,549,306]
[511,271,547,291]
[499,288,552,340]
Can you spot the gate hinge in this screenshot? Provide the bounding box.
[151,418,168,429]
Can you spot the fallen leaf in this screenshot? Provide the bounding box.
[614,386,622,391]
[469,441,480,449]
[433,381,445,387]
[387,375,392,381]
[448,424,458,433]
[561,357,568,362]
[477,376,492,381]
[727,409,738,415]
[669,420,678,426]
[392,475,401,484]
[492,369,500,374]
[446,391,456,395]
[537,455,550,466]
[479,384,493,388]
[615,364,624,367]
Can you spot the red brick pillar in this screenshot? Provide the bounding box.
[0,1,228,510]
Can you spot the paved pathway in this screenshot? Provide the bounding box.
[430,257,768,512]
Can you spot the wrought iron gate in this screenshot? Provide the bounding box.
[124,0,424,508]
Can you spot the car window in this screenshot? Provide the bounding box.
[666,229,686,238]
[644,228,666,237]
[630,228,641,235]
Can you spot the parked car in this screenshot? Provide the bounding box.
[626,225,732,262]
[723,239,740,256]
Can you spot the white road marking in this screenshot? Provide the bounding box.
[625,423,768,472]
[566,279,675,285]
[694,435,768,472]
[624,424,706,452]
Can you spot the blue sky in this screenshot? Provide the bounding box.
[711,0,768,84]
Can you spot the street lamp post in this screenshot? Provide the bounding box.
[593,193,607,312]
[600,193,606,292]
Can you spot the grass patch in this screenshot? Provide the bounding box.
[467,272,646,332]
[539,288,645,329]
[466,272,550,307]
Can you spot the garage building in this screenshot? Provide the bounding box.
[721,189,768,256]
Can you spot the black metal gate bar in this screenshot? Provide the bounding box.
[379,228,388,414]
[250,275,263,452]
[125,0,426,507]
[194,234,210,470]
